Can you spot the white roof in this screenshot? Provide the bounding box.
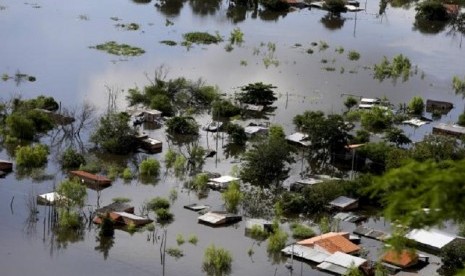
[407,229,456,249]
[244,126,268,134]
[145,138,162,144]
[317,262,349,275]
[282,244,330,263]
[198,212,226,224]
[37,192,67,204]
[360,98,380,103]
[113,211,147,220]
[323,251,366,268]
[245,218,272,230]
[345,4,364,11]
[209,175,239,183]
[403,118,428,127]
[286,132,311,146]
[329,196,357,208]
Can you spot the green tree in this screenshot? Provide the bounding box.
[225,123,247,146]
[236,82,277,106]
[212,99,241,118]
[166,116,199,135]
[202,244,232,276]
[351,129,370,144]
[367,159,465,229]
[91,112,137,154]
[56,179,87,210]
[410,134,465,162]
[415,0,449,21]
[408,96,424,115]
[139,158,161,177]
[361,107,393,132]
[293,111,350,171]
[384,128,411,147]
[60,148,86,169]
[5,113,35,140]
[240,135,294,191]
[439,239,465,276]
[15,144,49,168]
[358,142,395,174]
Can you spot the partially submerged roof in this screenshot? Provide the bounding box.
[333,212,365,223]
[37,192,67,205]
[298,232,360,255]
[95,202,134,215]
[402,118,429,127]
[198,211,242,226]
[329,196,358,209]
[298,232,350,246]
[406,229,456,250]
[245,218,272,230]
[209,175,240,183]
[282,244,330,263]
[382,249,419,268]
[322,251,367,268]
[285,132,310,147]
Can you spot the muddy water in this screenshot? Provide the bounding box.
[0,0,463,275]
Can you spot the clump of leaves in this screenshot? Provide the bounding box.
[176,234,185,245]
[229,28,244,45]
[139,158,161,177]
[112,197,131,203]
[16,144,49,168]
[188,234,198,245]
[318,40,329,51]
[147,197,170,211]
[202,244,232,276]
[122,167,133,180]
[373,54,412,82]
[155,208,174,224]
[267,222,288,253]
[335,46,344,54]
[183,31,223,45]
[90,41,145,56]
[452,75,465,95]
[248,225,270,241]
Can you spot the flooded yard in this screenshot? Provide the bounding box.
[0,0,464,275]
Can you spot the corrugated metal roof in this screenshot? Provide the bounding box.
[285,132,311,146]
[407,229,456,249]
[282,244,330,263]
[317,262,348,275]
[323,252,366,268]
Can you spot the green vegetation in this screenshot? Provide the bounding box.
[166,247,184,259]
[267,222,288,253]
[212,99,241,118]
[290,223,315,239]
[248,225,270,241]
[90,41,145,56]
[439,239,465,276]
[147,197,170,211]
[373,54,412,82]
[202,244,232,276]
[116,22,140,31]
[169,188,178,202]
[99,215,115,237]
[335,46,344,54]
[122,167,133,180]
[60,148,86,169]
[225,123,247,146]
[139,158,161,177]
[344,96,358,110]
[237,82,277,106]
[323,0,346,13]
[348,51,361,61]
[166,116,199,135]
[408,96,424,115]
[415,0,449,21]
[259,0,290,11]
[360,107,393,132]
[165,149,178,168]
[222,181,243,213]
[56,179,87,209]
[192,173,209,191]
[160,40,177,46]
[155,208,174,224]
[176,234,185,245]
[318,40,329,51]
[112,197,131,203]
[188,234,198,245]
[91,112,137,154]
[15,144,49,168]
[183,32,222,45]
[458,112,465,126]
[229,28,244,45]
[453,75,465,95]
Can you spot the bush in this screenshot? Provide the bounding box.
[408,96,424,115]
[212,99,241,118]
[348,51,361,61]
[192,173,209,190]
[60,148,86,169]
[147,197,170,211]
[361,107,393,132]
[165,149,178,168]
[248,225,270,241]
[415,0,449,21]
[166,247,184,259]
[222,181,243,213]
[139,158,160,177]
[122,167,133,180]
[58,210,82,229]
[176,234,185,245]
[267,223,288,253]
[344,96,358,110]
[202,244,232,276]
[439,239,465,276]
[15,144,49,168]
[290,223,315,239]
[155,208,174,224]
[188,234,198,245]
[166,116,199,135]
[183,32,222,45]
[99,215,115,237]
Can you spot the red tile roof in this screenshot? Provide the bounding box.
[297,232,360,254]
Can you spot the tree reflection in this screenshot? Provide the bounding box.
[320,12,346,30]
[131,0,151,4]
[95,235,115,260]
[227,0,258,23]
[258,9,287,21]
[413,18,448,34]
[155,0,186,17]
[189,0,222,16]
[447,13,465,47]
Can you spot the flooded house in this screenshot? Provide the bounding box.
[382,249,419,269]
[432,123,465,138]
[297,232,361,255]
[406,229,457,252]
[139,137,163,154]
[37,192,68,205]
[94,202,134,216]
[285,132,311,147]
[93,202,152,227]
[69,170,112,188]
[316,251,368,275]
[329,196,359,211]
[198,211,242,226]
[290,174,341,191]
[207,175,240,189]
[0,160,13,172]
[426,99,453,114]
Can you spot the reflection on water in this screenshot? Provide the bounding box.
[320,12,346,30]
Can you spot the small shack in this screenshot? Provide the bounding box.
[297,232,361,255]
[70,170,112,188]
[139,137,163,153]
[432,123,465,138]
[406,229,456,252]
[317,252,367,275]
[285,132,311,147]
[0,160,13,172]
[109,212,153,226]
[245,218,273,233]
[184,203,210,212]
[208,175,240,189]
[95,202,134,216]
[426,99,453,114]
[329,196,358,211]
[198,211,242,226]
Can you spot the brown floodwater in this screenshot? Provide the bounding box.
[0,0,463,275]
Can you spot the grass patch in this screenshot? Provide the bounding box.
[188,234,198,245]
[166,247,184,259]
[348,50,361,61]
[290,223,315,239]
[183,32,223,45]
[160,40,177,46]
[116,23,140,31]
[335,46,344,54]
[112,197,131,203]
[176,234,185,245]
[90,41,145,56]
[306,49,314,54]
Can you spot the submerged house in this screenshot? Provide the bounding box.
[198,211,242,226]
[432,123,465,138]
[406,228,456,252]
[317,251,367,275]
[426,99,453,114]
[285,132,311,147]
[329,196,359,211]
[37,192,68,205]
[297,232,361,255]
[382,249,419,269]
[93,202,152,227]
[139,137,163,154]
[207,175,240,189]
[0,160,13,172]
[70,170,112,188]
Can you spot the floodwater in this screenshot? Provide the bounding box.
[0,0,463,275]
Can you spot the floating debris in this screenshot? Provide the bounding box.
[90,41,145,56]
